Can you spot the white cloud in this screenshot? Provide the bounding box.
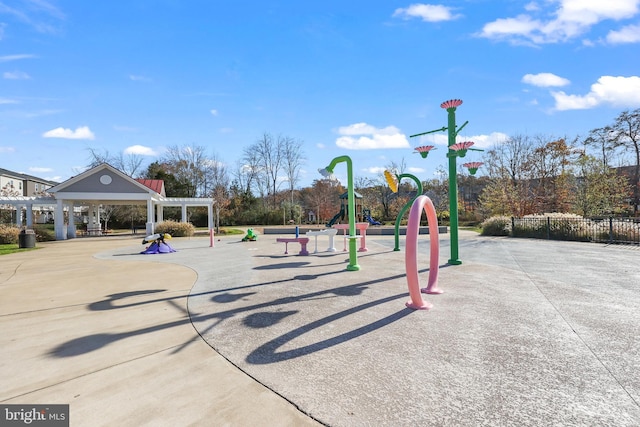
[0,54,36,62]
[0,97,18,104]
[24,109,64,118]
[478,0,640,45]
[316,143,326,149]
[408,166,426,174]
[556,0,638,24]
[393,4,461,22]
[337,123,381,135]
[29,167,53,173]
[210,109,218,116]
[0,0,64,33]
[524,2,541,12]
[522,73,570,87]
[124,145,157,156]
[42,126,95,140]
[606,23,640,44]
[3,70,30,79]
[415,131,508,148]
[413,132,448,146]
[478,15,542,45]
[364,166,386,175]
[459,132,510,149]
[0,146,16,153]
[552,75,640,110]
[335,123,410,150]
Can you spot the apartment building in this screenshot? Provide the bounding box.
[0,167,58,196]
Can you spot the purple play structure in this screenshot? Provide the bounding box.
[140,233,176,254]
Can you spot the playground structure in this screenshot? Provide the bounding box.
[363,208,381,225]
[242,228,258,242]
[325,204,345,227]
[312,154,444,309]
[319,156,360,271]
[325,191,381,227]
[140,233,176,254]
[384,170,424,251]
[409,98,483,265]
[404,195,441,310]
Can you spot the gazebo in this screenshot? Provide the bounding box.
[8,163,214,240]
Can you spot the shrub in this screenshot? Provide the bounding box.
[604,220,640,243]
[515,213,593,242]
[33,225,56,242]
[154,220,195,237]
[0,224,20,244]
[481,216,511,236]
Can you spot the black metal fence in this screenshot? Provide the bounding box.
[511,216,640,244]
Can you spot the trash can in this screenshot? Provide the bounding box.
[19,229,36,248]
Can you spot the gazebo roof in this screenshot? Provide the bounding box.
[47,163,159,200]
[339,191,362,199]
[136,179,166,196]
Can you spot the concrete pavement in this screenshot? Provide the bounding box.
[1,231,639,426]
[0,236,321,427]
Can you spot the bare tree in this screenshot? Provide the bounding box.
[583,126,616,169]
[239,146,264,200]
[480,134,536,216]
[253,133,283,207]
[283,136,304,204]
[86,148,144,177]
[610,108,640,214]
[528,136,579,213]
[162,144,211,197]
[246,133,304,209]
[209,154,230,231]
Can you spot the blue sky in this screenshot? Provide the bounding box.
[2,0,640,188]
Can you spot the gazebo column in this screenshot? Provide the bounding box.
[181,204,188,222]
[15,204,24,227]
[55,199,66,240]
[146,199,154,235]
[25,203,33,228]
[87,204,101,235]
[67,203,76,239]
[156,203,164,223]
[94,205,102,230]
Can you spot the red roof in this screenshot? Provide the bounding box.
[136,179,165,195]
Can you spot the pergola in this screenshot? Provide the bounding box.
[1,163,214,240]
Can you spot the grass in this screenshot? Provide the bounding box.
[194,227,245,236]
[0,244,39,256]
[461,226,482,234]
[218,228,245,235]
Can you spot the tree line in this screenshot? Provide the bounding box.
[86,108,640,230]
[480,108,640,218]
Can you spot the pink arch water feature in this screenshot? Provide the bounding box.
[405,195,442,310]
